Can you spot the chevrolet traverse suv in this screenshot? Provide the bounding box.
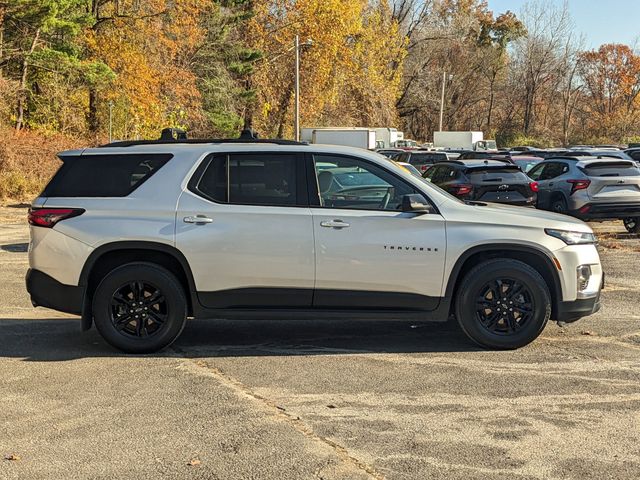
[27,130,603,353]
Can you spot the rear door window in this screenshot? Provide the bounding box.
[538,162,568,180]
[190,153,304,206]
[42,154,172,197]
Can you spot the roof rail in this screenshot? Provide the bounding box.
[99,128,307,148]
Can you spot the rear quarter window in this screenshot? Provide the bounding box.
[42,154,172,197]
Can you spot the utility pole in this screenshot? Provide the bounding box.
[294,35,300,142]
[108,101,114,143]
[439,71,446,132]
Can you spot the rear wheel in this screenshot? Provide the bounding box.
[454,259,551,349]
[550,196,568,214]
[623,217,640,233]
[93,263,187,353]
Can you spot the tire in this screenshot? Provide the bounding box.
[623,217,640,234]
[454,259,551,349]
[93,262,187,353]
[550,196,568,214]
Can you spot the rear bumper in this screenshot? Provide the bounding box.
[571,202,640,220]
[26,268,84,315]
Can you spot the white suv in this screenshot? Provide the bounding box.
[26,130,603,353]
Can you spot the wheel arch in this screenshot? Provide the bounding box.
[79,241,198,330]
[445,244,562,320]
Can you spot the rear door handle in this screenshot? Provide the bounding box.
[320,219,350,229]
[184,215,213,224]
[548,182,554,186]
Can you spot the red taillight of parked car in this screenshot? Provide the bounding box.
[28,208,85,228]
[529,181,539,192]
[567,179,591,195]
[451,184,473,196]
[420,164,429,172]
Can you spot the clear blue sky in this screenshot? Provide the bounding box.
[486,0,639,49]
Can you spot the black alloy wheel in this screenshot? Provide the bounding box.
[475,279,534,335]
[110,281,168,338]
[93,263,187,353]
[455,258,551,349]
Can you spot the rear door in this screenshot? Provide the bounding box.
[529,161,569,208]
[582,161,640,204]
[309,153,446,310]
[176,151,315,309]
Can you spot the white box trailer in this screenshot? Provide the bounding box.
[433,131,496,151]
[302,128,377,150]
[374,128,398,149]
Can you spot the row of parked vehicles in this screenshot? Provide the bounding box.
[378,145,640,233]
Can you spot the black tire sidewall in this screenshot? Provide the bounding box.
[623,217,639,233]
[455,260,551,349]
[551,197,567,214]
[93,263,187,353]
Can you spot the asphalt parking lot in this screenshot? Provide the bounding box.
[1,204,639,480]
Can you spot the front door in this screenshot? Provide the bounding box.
[310,153,447,310]
[175,152,314,309]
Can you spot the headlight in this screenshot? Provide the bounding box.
[545,229,596,245]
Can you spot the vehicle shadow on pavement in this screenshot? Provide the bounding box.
[0,317,479,360]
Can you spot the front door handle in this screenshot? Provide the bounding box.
[548,182,554,186]
[320,219,350,229]
[184,215,213,224]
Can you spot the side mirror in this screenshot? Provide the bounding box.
[401,194,433,214]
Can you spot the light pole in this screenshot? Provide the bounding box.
[293,35,313,141]
[108,101,114,142]
[438,72,453,132]
[294,35,300,141]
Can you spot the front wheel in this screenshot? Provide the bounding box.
[455,259,551,349]
[93,263,187,353]
[623,217,640,233]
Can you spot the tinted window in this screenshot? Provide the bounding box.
[313,154,422,211]
[43,154,171,197]
[538,162,568,180]
[408,153,447,164]
[430,165,457,183]
[192,153,300,206]
[467,168,528,182]
[580,162,640,177]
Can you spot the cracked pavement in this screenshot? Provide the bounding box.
[1,205,639,479]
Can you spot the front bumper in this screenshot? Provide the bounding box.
[26,268,84,315]
[571,202,640,221]
[553,273,603,322]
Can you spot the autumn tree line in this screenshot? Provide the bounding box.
[1,0,640,147]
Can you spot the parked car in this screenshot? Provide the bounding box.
[395,161,424,178]
[512,150,569,160]
[457,151,513,162]
[394,150,449,173]
[422,160,538,206]
[623,148,640,164]
[376,148,405,159]
[565,150,633,160]
[512,156,543,173]
[26,129,602,353]
[527,157,640,233]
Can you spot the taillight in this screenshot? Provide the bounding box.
[28,208,85,228]
[420,165,429,172]
[567,179,591,195]
[451,184,473,196]
[529,181,539,192]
